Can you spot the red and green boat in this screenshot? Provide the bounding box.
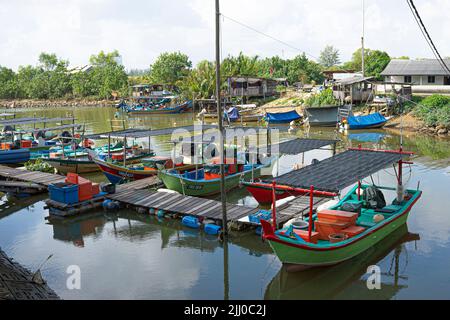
[255,147,422,269]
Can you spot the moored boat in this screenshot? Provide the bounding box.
[266,110,302,124]
[252,147,422,268]
[346,112,388,130]
[158,158,275,197]
[304,105,340,127]
[126,100,193,115]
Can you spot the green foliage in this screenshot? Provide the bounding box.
[0,66,20,98]
[319,45,341,68]
[177,60,216,100]
[25,158,55,173]
[304,88,339,107]
[343,48,391,79]
[149,52,192,85]
[221,52,260,77]
[413,95,450,127]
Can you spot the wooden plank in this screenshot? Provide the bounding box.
[163,197,196,211]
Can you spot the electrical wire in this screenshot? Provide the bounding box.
[221,13,319,61]
[406,0,450,75]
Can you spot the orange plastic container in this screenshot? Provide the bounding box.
[78,181,93,202]
[280,229,320,244]
[66,173,79,185]
[315,220,352,241]
[317,210,358,224]
[91,183,100,196]
[342,226,366,238]
[1,143,12,150]
[111,153,124,161]
[20,140,32,148]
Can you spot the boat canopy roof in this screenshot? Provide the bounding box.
[0,117,75,127]
[276,138,337,155]
[265,149,409,192]
[85,125,218,139]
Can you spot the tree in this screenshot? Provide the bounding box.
[149,52,192,85]
[344,48,391,80]
[0,66,20,99]
[178,60,216,100]
[221,52,260,77]
[319,45,341,68]
[87,50,128,99]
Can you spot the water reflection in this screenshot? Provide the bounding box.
[264,225,420,300]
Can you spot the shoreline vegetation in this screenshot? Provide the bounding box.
[0,98,116,109]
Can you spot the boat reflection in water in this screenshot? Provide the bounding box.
[264,225,420,300]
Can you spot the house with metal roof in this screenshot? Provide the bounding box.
[381,59,450,87]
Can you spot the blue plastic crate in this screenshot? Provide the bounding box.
[249,210,272,224]
[49,183,79,205]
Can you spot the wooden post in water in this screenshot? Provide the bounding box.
[308,185,314,243]
[216,0,228,236]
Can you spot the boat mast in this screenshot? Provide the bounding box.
[361,0,365,77]
[215,0,228,236]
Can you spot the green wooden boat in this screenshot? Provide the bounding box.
[261,185,422,269]
[253,147,422,269]
[158,161,275,197]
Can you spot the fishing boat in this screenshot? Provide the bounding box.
[253,147,422,269]
[126,100,193,115]
[42,144,153,174]
[158,156,276,197]
[0,117,82,165]
[345,112,388,130]
[94,156,198,184]
[266,110,302,124]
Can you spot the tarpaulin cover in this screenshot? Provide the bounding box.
[226,107,240,122]
[348,113,387,130]
[266,111,302,124]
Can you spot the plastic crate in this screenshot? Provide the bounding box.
[49,183,79,205]
[249,210,272,224]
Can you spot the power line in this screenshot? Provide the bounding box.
[407,0,450,75]
[220,13,319,61]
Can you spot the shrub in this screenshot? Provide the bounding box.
[413,95,450,127]
[303,88,339,107]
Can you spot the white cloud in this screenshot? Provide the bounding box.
[0,0,449,70]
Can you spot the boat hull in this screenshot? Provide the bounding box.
[305,106,340,127]
[264,189,422,268]
[94,159,158,184]
[44,159,100,174]
[126,101,192,115]
[245,184,306,205]
[0,149,31,164]
[159,166,266,197]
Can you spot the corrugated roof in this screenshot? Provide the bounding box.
[264,149,408,192]
[381,59,450,76]
[335,76,374,85]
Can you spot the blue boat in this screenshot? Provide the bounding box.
[266,110,302,124]
[0,149,31,164]
[347,113,388,130]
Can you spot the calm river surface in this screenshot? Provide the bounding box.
[0,106,449,300]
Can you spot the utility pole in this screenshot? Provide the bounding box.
[361,0,365,77]
[216,0,228,236]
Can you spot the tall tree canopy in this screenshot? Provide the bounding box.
[343,48,391,79]
[149,52,192,85]
[319,45,341,68]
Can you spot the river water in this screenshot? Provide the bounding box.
[0,107,449,300]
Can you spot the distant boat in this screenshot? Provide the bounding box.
[347,113,388,130]
[304,106,340,127]
[266,110,302,124]
[125,101,193,115]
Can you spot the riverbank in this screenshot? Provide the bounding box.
[0,99,117,109]
[0,248,59,300]
[385,113,450,138]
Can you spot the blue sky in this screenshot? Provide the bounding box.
[0,0,449,70]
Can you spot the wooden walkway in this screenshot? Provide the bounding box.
[276,196,329,226]
[116,176,162,192]
[0,165,65,187]
[0,249,59,300]
[107,188,259,223]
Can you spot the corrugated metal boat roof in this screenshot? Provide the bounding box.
[265,149,407,192]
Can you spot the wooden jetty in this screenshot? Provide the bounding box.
[0,181,47,195]
[0,249,59,300]
[107,186,260,224]
[0,165,65,191]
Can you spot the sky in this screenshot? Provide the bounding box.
[0,0,449,71]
